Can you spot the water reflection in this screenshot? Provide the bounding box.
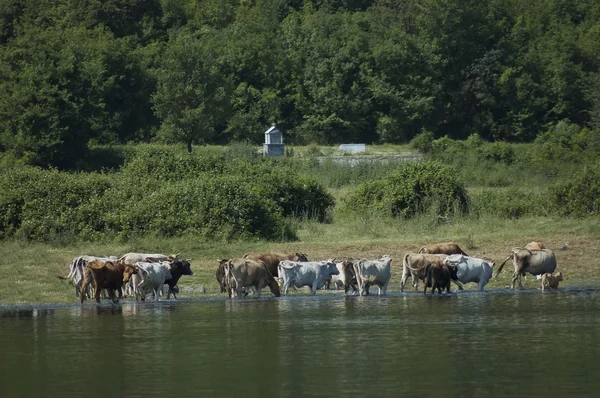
[0,290,599,397]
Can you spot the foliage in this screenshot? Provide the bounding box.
[549,164,600,217]
[409,131,435,154]
[469,188,549,219]
[343,161,469,219]
[1,0,600,167]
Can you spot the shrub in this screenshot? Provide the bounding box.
[549,164,600,216]
[409,131,435,153]
[343,161,469,219]
[469,188,549,219]
[478,142,515,164]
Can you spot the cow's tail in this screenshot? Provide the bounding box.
[494,254,512,277]
[403,254,422,273]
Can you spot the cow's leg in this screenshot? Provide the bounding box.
[381,281,389,296]
[310,280,319,295]
[94,282,102,303]
[477,280,486,291]
[451,279,464,291]
[282,280,291,296]
[400,269,410,292]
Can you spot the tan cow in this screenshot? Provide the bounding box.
[496,249,557,289]
[80,261,138,304]
[524,241,545,250]
[541,272,563,291]
[401,253,448,291]
[242,252,308,277]
[418,242,468,256]
[224,258,281,298]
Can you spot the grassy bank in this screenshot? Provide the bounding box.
[1,141,600,305]
[1,214,599,305]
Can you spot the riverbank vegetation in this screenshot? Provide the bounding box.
[1,137,600,304]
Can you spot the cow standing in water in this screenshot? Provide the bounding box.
[81,261,138,304]
[443,254,495,291]
[353,255,392,296]
[278,259,339,296]
[496,248,557,289]
[223,258,281,298]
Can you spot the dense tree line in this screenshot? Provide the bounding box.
[1,0,599,168]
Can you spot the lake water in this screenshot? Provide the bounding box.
[1,288,599,397]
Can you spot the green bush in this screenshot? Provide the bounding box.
[478,142,515,164]
[469,188,549,219]
[343,161,469,219]
[409,131,435,153]
[549,164,600,216]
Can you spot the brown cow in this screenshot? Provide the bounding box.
[541,272,563,291]
[223,258,281,298]
[418,242,468,256]
[80,261,137,304]
[423,263,451,295]
[216,259,228,293]
[401,253,448,291]
[242,252,309,277]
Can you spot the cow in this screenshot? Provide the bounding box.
[443,254,495,291]
[496,248,557,289]
[541,272,563,291]
[132,262,172,301]
[353,255,392,296]
[423,263,451,295]
[418,242,468,256]
[162,258,193,299]
[401,253,447,292]
[223,258,280,298]
[328,260,358,294]
[216,259,228,293]
[242,252,309,277]
[524,241,545,250]
[80,260,138,304]
[58,255,118,298]
[117,252,178,266]
[278,259,339,296]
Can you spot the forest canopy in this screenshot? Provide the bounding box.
[1,0,599,167]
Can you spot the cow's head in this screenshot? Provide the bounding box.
[325,259,339,275]
[555,272,564,282]
[294,253,309,262]
[216,259,229,293]
[175,259,193,276]
[266,274,281,297]
[122,264,138,284]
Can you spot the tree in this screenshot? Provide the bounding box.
[152,30,233,152]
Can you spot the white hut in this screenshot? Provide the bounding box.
[263,124,284,157]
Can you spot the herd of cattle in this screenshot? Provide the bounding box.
[59,240,564,303]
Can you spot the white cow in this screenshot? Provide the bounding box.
[132,261,172,301]
[278,259,339,295]
[58,255,118,298]
[118,252,177,265]
[353,255,392,296]
[443,254,494,291]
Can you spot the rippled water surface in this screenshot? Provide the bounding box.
[1,289,599,397]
